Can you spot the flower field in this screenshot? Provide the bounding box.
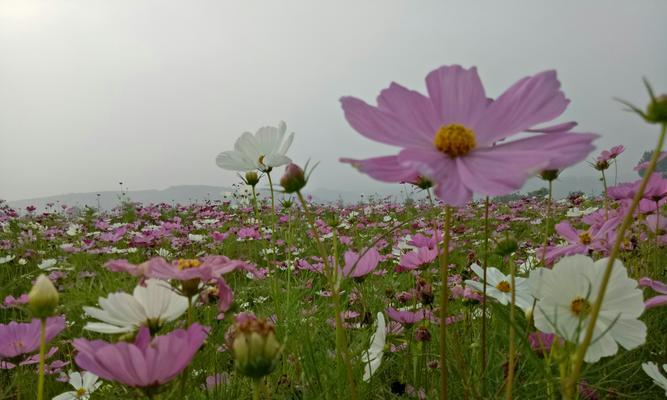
[1,65,667,399]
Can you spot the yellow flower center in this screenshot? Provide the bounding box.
[433,124,476,157]
[579,232,592,245]
[76,388,87,398]
[177,259,202,270]
[570,296,591,317]
[495,281,511,293]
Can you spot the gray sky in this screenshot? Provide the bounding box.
[1,0,666,201]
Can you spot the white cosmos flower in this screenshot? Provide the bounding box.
[38,258,58,270]
[642,362,667,396]
[465,264,534,312]
[528,255,646,363]
[83,279,188,334]
[53,371,102,400]
[0,255,15,264]
[216,121,294,172]
[362,312,386,382]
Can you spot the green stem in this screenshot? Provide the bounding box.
[296,191,358,400]
[37,318,46,400]
[481,196,490,398]
[601,169,609,219]
[438,205,452,400]
[506,255,516,400]
[252,378,262,400]
[251,185,260,220]
[540,180,553,267]
[187,296,193,327]
[564,123,667,399]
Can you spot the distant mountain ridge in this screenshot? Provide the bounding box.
[4,174,620,212]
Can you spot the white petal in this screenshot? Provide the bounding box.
[363,312,386,382]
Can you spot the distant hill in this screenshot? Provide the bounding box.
[4,173,617,212]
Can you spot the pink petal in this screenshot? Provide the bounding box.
[425,65,488,128]
[473,70,569,145]
[376,82,439,140]
[340,97,431,148]
[340,156,420,184]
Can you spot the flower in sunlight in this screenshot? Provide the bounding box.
[340,65,598,205]
[53,371,102,400]
[464,263,533,312]
[528,255,646,363]
[83,279,188,334]
[216,121,294,172]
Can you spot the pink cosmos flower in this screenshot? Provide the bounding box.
[541,220,619,263]
[385,307,433,325]
[639,277,667,309]
[340,65,598,205]
[635,151,667,172]
[597,145,625,163]
[0,316,66,360]
[73,324,208,388]
[341,247,381,278]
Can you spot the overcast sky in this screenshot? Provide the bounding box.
[1,0,666,201]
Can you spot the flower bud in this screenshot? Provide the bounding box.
[28,274,59,319]
[414,326,432,342]
[280,163,307,194]
[244,171,260,187]
[646,94,667,124]
[539,169,560,181]
[229,317,282,379]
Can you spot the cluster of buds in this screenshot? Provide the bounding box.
[228,314,283,379]
[28,274,59,319]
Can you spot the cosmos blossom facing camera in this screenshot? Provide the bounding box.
[340,65,598,205]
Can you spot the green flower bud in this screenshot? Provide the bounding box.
[230,317,282,379]
[539,169,560,181]
[244,171,260,187]
[646,94,667,124]
[28,274,59,319]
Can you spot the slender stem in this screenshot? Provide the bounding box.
[296,191,358,400]
[438,205,452,400]
[655,200,660,271]
[252,378,261,400]
[506,255,516,400]
[187,296,193,327]
[540,180,553,267]
[251,185,260,220]
[601,169,609,219]
[564,123,667,399]
[481,196,490,398]
[37,318,46,400]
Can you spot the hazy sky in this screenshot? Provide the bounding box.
[1,0,666,201]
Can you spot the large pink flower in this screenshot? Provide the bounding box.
[340,65,598,205]
[0,316,65,359]
[73,324,208,388]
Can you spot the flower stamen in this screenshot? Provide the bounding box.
[433,124,476,157]
[570,296,592,317]
[496,280,511,293]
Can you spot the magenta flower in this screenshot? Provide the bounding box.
[73,324,208,388]
[340,65,598,205]
[597,145,625,163]
[541,220,617,264]
[0,316,65,360]
[639,277,667,309]
[341,247,381,278]
[385,307,433,325]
